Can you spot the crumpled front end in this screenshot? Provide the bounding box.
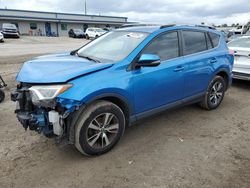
[11,83,82,142]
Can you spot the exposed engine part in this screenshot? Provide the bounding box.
[11,87,53,137]
[11,83,82,142]
[49,110,62,136]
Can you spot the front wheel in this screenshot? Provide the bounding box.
[200,76,226,110]
[75,100,126,156]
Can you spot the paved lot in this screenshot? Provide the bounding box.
[0,37,250,187]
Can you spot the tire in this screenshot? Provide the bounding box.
[200,76,226,110]
[95,35,99,38]
[75,100,126,156]
[86,34,89,40]
[0,89,5,103]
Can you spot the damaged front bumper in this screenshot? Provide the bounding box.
[11,84,82,141]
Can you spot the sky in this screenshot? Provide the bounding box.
[0,0,250,25]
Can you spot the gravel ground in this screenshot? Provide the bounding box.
[0,37,250,188]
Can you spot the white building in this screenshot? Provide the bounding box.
[0,9,128,36]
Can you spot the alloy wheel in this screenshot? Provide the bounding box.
[86,113,119,149]
[209,81,224,105]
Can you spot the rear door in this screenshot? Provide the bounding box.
[181,30,216,98]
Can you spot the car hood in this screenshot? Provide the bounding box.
[16,52,113,83]
[75,32,84,35]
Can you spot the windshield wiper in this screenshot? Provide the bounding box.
[77,53,101,63]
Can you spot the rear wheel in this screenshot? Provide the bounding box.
[86,34,89,40]
[75,100,125,156]
[0,89,5,103]
[200,76,226,110]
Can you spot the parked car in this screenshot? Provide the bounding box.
[12,25,233,156]
[228,36,250,80]
[227,32,242,43]
[0,32,4,42]
[230,25,249,34]
[85,27,106,39]
[68,29,85,38]
[1,23,20,38]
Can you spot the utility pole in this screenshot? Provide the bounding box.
[84,0,87,15]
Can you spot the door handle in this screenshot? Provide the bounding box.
[209,58,217,64]
[174,66,184,72]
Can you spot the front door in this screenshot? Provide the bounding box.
[133,31,185,114]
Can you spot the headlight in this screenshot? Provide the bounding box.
[29,84,72,101]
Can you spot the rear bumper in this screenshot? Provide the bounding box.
[233,71,250,81]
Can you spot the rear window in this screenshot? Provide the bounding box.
[209,33,220,47]
[183,31,207,55]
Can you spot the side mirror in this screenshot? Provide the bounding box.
[136,54,161,68]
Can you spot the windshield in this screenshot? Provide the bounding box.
[74,29,83,33]
[228,37,250,48]
[3,23,17,29]
[96,28,104,32]
[77,31,149,62]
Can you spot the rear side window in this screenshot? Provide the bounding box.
[142,31,179,61]
[209,32,220,47]
[182,31,207,55]
[206,33,213,49]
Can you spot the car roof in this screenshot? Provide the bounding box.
[88,27,103,30]
[116,24,221,35]
[117,26,161,33]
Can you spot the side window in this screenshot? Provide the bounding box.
[209,32,220,47]
[182,31,207,55]
[142,32,179,61]
[206,33,213,49]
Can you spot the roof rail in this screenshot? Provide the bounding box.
[120,23,159,28]
[195,25,216,30]
[160,24,176,29]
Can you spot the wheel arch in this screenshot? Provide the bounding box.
[214,69,231,90]
[88,93,132,125]
[67,93,132,143]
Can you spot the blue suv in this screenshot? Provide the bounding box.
[12,25,234,155]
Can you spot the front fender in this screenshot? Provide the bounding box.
[57,64,134,114]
